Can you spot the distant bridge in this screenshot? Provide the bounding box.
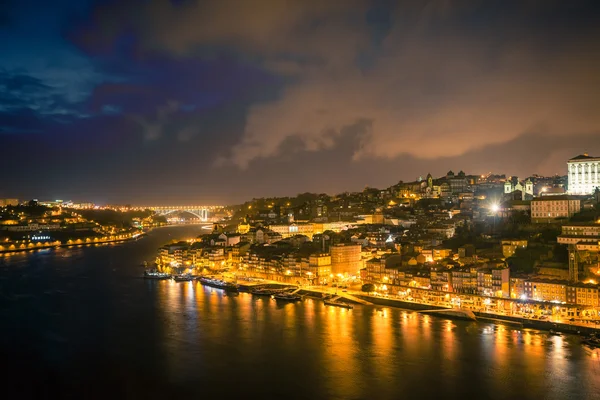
[146,206,223,222]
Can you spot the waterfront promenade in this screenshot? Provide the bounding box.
[233,276,600,334]
[0,232,142,254]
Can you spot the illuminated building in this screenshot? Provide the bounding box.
[491,267,510,297]
[509,276,527,299]
[558,223,600,249]
[330,243,362,276]
[567,283,599,307]
[451,266,478,294]
[504,177,534,200]
[426,224,455,239]
[501,239,528,258]
[0,198,19,206]
[268,223,314,239]
[530,196,581,223]
[430,265,453,292]
[237,218,250,234]
[568,153,600,195]
[524,279,567,302]
[308,254,332,282]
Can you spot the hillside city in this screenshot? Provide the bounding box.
[149,154,600,327]
[3,154,600,326]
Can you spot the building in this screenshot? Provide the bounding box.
[308,254,332,282]
[426,224,456,239]
[0,199,19,206]
[269,223,314,239]
[476,267,509,298]
[492,267,510,298]
[557,223,600,246]
[530,196,581,223]
[568,283,599,307]
[501,239,528,258]
[524,279,567,302]
[504,178,534,200]
[568,154,600,195]
[476,269,493,296]
[451,266,478,294]
[510,276,527,299]
[430,265,453,292]
[330,243,362,276]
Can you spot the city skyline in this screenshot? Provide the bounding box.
[4,2,600,397]
[0,152,595,206]
[1,1,600,204]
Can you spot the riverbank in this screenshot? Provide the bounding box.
[0,233,144,254]
[235,278,600,334]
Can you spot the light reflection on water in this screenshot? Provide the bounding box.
[1,225,599,399]
[150,279,600,400]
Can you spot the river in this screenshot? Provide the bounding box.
[1,225,599,399]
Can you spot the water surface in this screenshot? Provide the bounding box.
[1,225,598,399]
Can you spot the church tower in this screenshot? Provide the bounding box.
[524,179,534,196]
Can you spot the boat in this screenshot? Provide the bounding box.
[548,329,561,336]
[324,299,353,309]
[144,270,171,280]
[251,287,278,296]
[273,292,302,302]
[198,277,239,291]
[582,334,600,347]
[173,274,194,282]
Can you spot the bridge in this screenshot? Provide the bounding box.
[146,206,223,222]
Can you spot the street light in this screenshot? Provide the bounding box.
[491,203,499,233]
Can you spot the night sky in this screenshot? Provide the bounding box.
[1,0,599,205]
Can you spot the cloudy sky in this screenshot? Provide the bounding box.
[1,0,599,205]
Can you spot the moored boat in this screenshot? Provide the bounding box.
[199,277,239,291]
[173,274,194,282]
[251,287,277,296]
[144,270,171,280]
[324,299,353,309]
[582,334,600,347]
[273,292,302,302]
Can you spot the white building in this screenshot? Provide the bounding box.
[568,154,600,195]
[504,177,534,200]
[268,223,314,239]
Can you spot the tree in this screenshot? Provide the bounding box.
[361,284,375,293]
[552,243,569,263]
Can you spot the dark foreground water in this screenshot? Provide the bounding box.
[1,225,599,399]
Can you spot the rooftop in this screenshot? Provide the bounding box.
[569,154,600,161]
[531,195,580,201]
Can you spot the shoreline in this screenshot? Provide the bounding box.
[0,235,141,254]
[236,279,600,335]
[0,222,211,255]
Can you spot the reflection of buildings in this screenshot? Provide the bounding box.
[568,153,600,195]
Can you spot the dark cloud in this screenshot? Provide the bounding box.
[0,69,91,132]
[3,0,600,203]
[0,0,14,27]
[75,0,600,173]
